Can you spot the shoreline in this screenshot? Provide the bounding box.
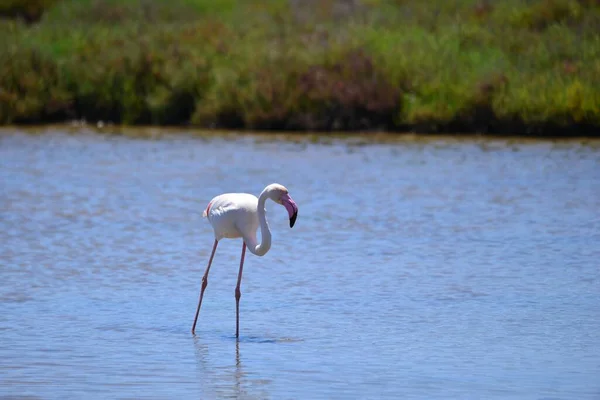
[3,124,600,144]
[2,118,598,138]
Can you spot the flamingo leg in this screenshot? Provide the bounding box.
[191,239,218,334]
[235,242,247,339]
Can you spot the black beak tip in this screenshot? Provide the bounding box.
[290,212,298,228]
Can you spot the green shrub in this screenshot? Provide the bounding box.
[0,0,60,24]
[1,0,599,135]
[0,47,71,123]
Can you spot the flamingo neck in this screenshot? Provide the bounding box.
[247,188,272,256]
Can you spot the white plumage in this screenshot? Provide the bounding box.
[204,193,261,240]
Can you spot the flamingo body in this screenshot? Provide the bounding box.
[203,193,260,241]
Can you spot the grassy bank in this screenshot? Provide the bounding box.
[1,0,599,136]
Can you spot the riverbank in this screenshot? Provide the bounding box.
[1,0,599,136]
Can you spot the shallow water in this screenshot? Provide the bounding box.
[1,129,599,399]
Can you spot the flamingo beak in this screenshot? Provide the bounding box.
[281,194,298,228]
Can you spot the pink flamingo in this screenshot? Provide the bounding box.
[191,183,299,337]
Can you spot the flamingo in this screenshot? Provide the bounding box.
[191,183,299,337]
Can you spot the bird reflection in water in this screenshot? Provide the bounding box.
[193,335,264,399]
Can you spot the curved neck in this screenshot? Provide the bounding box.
[246,188,272,256]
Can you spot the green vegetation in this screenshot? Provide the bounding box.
[1,0,599,135]
[0,0,59,24]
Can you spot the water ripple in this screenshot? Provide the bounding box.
[1,130,599,399]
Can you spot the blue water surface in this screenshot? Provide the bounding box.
[1,129,599,399]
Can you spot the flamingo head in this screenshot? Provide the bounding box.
[266,183,299,228]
